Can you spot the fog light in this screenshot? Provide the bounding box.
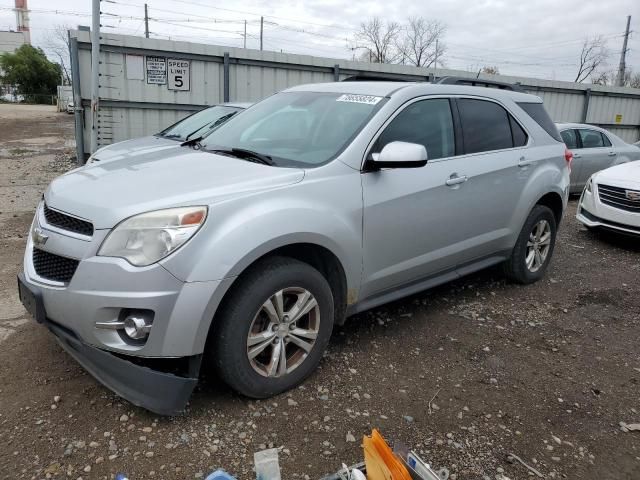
[123,315,152,339]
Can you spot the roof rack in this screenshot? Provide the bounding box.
[436,76,525,92]
[341,73,425,83]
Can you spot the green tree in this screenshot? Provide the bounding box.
[0,44,62,102]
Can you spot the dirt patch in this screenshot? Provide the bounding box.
[0,105,639,480]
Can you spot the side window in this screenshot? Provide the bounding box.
[510,116,528,147]
[578,129,604,149]
[601,132,612,147]
[457,99,513,154]
[560,129,578,149]
[374,99,455,160]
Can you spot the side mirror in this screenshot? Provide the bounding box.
[370,141,428,169]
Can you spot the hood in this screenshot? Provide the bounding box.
[91,136,179,163]
[594,160,640,187]
[45,148,305,229]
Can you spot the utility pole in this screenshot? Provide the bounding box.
[243,20,246,48]
[434,39,439,80]
[260,16,263,51]
[615,15,631,87]
[90,0,100,154]
[144,3,149,38]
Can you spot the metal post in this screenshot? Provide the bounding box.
[434,39,439,80]
[144,3,149,39]
[581,88,591,123]
[615,15,631,87]
[223,52,230,102]
[90,0,100,154]
[243,20,246,48]
[69,35,85,164]
[333,64,340,82]
[260,16,263,51]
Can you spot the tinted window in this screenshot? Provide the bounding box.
[601,132,612,147]
[510,116,528,147]
[579,129,604,148]
[458,99,513,154]
[560,129,578,149]
[374,99,455,160]
[517,102,562,142]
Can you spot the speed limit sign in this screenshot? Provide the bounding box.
[168,59,190,91]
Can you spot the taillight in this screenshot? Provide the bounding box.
[564,148,573,173]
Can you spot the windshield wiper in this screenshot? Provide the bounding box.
[207,147,275,166]
[158,133,183,140]
[181,136,203,148]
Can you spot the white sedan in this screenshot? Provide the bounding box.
[577,160,640,236]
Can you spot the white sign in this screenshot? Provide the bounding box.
[125,54,144,80]
[336,94,383,105]
[145,56,166,85]
[168,58,190,91]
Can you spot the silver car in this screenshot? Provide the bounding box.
[18,82,569,414]
[86,102,251,165]
[557,123,640,193]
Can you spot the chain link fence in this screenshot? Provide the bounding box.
[0,84,56,105]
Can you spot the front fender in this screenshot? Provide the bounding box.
[161,167,363,292]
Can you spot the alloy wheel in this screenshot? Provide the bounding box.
[246,287,320,378]
[525,219,551,273]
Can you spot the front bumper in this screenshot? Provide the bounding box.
[576,183,640,236]
[18,272,198,415]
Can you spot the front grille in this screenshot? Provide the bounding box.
[32,248,79,283]
[597,184,640,213]
[44,204,94,236]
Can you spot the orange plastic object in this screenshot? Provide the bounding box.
[363,429,412,480]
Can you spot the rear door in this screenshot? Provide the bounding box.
[560,129,583,192]
[576,129,616,185]
[452,97,531,271]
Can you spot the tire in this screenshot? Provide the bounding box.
[210,256,334,398]
[503,205,557,284]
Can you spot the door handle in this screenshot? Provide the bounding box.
[445,174,468,186]
[608,151,617,156]
[518,156,536,167]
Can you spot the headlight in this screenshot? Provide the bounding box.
[585,178,593,193]
[98,206,207,266]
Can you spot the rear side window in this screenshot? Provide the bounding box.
[578,129,604,148]
[375,98,455,160]
[517,102,562,142]
[560,129,578,149]
[601,132,612,147]
[457,99,513,154]
[509,116,528,147]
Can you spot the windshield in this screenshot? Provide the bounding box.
[158,105,242,141]
[199,91,385,167]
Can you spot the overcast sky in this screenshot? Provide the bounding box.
[1,0,638,82]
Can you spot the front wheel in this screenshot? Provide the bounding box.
[210,256,334,398]
[503,205,557,284]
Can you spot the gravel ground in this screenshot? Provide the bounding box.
[1,104,639,480]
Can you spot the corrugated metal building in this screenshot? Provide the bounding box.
[69,29,640,161]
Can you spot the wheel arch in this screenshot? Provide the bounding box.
[535,191,564,227]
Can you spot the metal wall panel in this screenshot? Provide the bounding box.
[72,30,640,156]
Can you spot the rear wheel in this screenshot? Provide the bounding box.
[503,205,557,284]
[211,256,334,398]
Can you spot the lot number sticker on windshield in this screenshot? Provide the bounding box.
[336,94,383,105]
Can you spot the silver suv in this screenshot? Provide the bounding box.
[18,81,570,414]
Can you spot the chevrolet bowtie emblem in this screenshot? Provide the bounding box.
[625,190,640,202]
[32,227,49,247]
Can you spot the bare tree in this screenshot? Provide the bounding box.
[590,69,640,88]
[481,66,500,75]
[43,24,72,85]
[574,36,609,83]
[396,17,445,67]
[354,17,401,64]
